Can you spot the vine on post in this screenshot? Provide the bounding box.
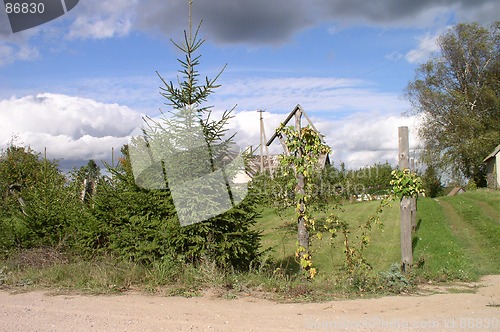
[390,168,424,272]
[390,169,425,199]
[276,124,330,279]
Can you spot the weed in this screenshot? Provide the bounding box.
[379,263,411,293]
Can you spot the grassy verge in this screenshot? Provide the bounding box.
[1,190,497,300]
[411,197,475,281]
[0,198,410,301]
[412,189,499,281]
[0,250,399,301]
[438,190,500,276]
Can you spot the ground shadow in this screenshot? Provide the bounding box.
[414,218,422,232]
[412,235,420,252]
[275,255,301,275]
[411,218,423,252]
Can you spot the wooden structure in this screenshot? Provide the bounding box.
[483,144,500,189]
[266,104,330,260]
[266,104,330,168]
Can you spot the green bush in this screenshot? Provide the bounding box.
[0,145,92,250]
[379,263,410,293]
[77,146,262,270]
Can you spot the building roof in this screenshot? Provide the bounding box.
[448,186,466,196]
[483,144,500,162]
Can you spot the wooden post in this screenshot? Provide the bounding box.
[398,126,412,272]
[295,108,309,258]
[278,136,289,155]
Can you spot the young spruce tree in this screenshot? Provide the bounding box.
[126,20,262,269]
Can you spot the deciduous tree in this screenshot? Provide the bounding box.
[406,22,499,186]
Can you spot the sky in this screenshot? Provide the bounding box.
[1,0,499,172]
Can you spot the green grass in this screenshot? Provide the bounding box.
[412,189,499,281]
[256,200,400,276]
[257,189,499,283]
[411,197,475,281]
[438,190,500,275]
[1,189,498,299]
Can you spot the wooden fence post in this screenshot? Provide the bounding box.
[398,126,412,272]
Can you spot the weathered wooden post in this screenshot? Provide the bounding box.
[295,108,309,258]
[399,126,412,272]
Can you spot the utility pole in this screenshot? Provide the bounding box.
[257,109,272,175]
[258,110,265,172]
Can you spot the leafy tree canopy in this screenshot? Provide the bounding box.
[406,22,499,186]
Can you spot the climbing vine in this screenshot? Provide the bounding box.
[276,124,330,279]
[390,168,425,199]
[275,124,402,279]
[323,198,390,274]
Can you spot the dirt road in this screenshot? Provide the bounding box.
[1,275,499,331]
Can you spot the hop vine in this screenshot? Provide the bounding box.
[390,169,425,199]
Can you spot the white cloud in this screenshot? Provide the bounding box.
[213,76,405,115]
[0,93,143,165]
[316,112,421,168]
[405,32,441,64]
[0,76,416,171]
[385,52,403,62]
[66,0,137,39]
[224,109,421,170]
[0,44,14,66]
[225,110,284,153]
[0,42,39,67]
[166,75,415,169]
[46,76,164,115]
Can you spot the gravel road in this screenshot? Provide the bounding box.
[1,275,499,331]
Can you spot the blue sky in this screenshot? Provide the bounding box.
[1,0,499,171]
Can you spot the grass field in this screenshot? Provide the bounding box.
[257,201,400,275]
[258,189,500,282]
